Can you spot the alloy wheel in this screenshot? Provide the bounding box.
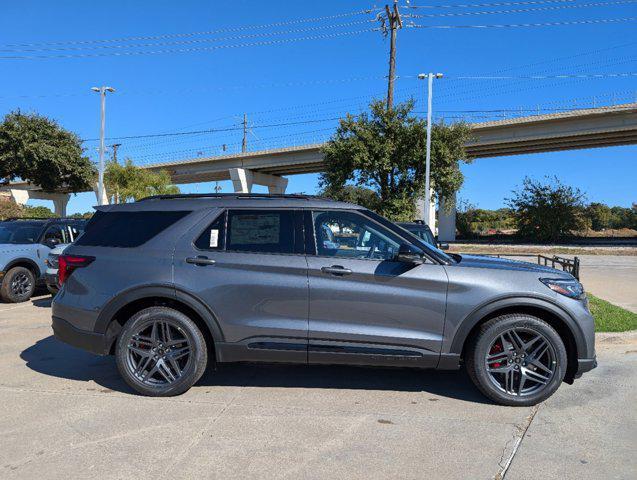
[484,327,557,397]
[11,273,32,297]
[125,319,192,387]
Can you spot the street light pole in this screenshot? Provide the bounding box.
[91,86,115,205]
[418,72,443,226]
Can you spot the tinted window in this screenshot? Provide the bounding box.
[194,211,226,250]
[226,210,295,254]
[76,210,190,248]
[43,225,68,245]
[312,210,401,261]
[0,222,43,244]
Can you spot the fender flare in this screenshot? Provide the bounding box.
[4,258,42,279]
[93,284,225,346]
[448,295,587,357]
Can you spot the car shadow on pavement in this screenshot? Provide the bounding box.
[20,336,132,393]
[21,336,489,404]
[31,296,52,308]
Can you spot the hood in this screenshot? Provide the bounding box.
[454,254,574,278]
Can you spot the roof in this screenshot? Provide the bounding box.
[97,193,364,212]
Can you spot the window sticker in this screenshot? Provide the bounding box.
[230,214,280,244]
[209,229,219,248]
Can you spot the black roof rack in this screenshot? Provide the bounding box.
[1,217,87,222]
[138,193,326,202]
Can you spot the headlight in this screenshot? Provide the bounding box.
[540,278,584,299]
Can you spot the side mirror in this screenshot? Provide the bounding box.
[438,242,449,251]
[44,238,59,248]
[395,244,424,264]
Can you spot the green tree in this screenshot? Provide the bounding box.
[585,202,613,231]
[0,111,95,192]
[23,205,56,218]
[320,99,472,221]
[318,185,381,212]
[506,176,587,242]
[105,159,179,202]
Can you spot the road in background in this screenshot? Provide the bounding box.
[0,299,634,479]
[577,255,637,313]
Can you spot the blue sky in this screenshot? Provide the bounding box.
[1,0,636,214]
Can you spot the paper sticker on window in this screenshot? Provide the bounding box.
[209,229,219,248]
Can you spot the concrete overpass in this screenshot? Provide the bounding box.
[3,103,637,238]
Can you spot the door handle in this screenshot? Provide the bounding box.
[186,256,216,266]
[321,265,352,276]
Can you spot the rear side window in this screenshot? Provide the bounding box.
[226,209,295,254]
[76,210,190,248]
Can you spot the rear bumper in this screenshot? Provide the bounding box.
[52,316,108,355]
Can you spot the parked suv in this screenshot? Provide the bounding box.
[0,218,85,302]
[52,194,596,405]
[397,220,449,250]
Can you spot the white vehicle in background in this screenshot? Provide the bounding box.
[45,244,69,295]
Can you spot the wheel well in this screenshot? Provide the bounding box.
[107,296,215,359]
[461,305,579,383]
[5,260,39,278]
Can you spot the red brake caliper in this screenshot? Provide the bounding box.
[489,342,503,368]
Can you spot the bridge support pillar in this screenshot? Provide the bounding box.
[229,168,288,194]
[93,183,109,205]
[416,189,436,230]
[9,189,71,217]
[438,192,457,242]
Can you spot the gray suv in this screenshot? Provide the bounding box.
[52,194,596,406]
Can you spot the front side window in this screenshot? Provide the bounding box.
[42,225,68,246]
[226,210,295,254]
[312,210,401,261]
[194,211,226,250]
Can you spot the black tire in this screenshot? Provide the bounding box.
[465,314,567,407]
[0,266,36,303]
[115,306,208,397]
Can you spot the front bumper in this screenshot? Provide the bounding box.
[52,316,108,355]
[45,273,58,291]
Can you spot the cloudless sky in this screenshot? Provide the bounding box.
[0,0,636,214]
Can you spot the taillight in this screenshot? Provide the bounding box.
[58,255,95,286]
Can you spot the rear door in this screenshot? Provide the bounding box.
[173,208,309,363]
[305,209,448,368]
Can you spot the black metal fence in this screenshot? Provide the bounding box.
[471,253,581,279]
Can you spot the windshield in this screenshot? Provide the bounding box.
[0,222,43,244]
[406,225,436,246]
[364,211,456,264]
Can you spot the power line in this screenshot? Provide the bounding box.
[407,16,637,28]
[0,28,378,60]
[1,20,377,53]
[0,9,378,48]
[404,1,637,18]
[402,0,590,8]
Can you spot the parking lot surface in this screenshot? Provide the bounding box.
[577,255,637,313]
[0,298,635,480]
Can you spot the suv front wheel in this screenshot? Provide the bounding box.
[1,266,36,303]
[465,314,567,406]
[115,307,208,396]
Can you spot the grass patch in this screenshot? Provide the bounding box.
[588,294,637,332]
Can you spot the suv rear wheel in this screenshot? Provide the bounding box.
[1,266,36,303]
[115,306,208,396]
[465,313,567,406]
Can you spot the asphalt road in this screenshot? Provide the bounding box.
[577,255,637,313]
[0,297,635,480]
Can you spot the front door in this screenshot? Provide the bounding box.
[306,209,448,368]
[173,208,309,363]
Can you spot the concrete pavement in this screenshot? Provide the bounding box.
[0,297,635,479]
[577,255,637,313]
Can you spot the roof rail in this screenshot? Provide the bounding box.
[1,217,87,222]
[138,193,325,202]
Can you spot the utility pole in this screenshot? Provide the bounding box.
[418,72,443,226]
[385,1,402,110]
[110,143,121,164]
[91,86,115,206]
[242,113,248,153]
